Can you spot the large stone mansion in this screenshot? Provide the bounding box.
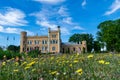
[20,26,87,53]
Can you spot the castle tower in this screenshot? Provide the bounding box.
[82,41,87,53]
[20,31,27,53]
[48,27,50,52]
[58,26,61,53]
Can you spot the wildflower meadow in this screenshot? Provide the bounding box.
[0,53,120,80]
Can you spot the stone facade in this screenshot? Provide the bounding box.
[61,41,87,53]
[20,26,87,53]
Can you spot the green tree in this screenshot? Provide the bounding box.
[0,47,3,51]
[69,33,94,52]
[97,19,120,52]
[93,41,101,52]
[7,45,20,52]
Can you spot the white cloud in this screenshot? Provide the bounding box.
[31,6,60,28]
[60,27,70,35]
[58,6,74,25]
[73,26,85,30]
[58,6,68,17]
[36,20,57,29]
[31,6,85,35]
[62,17,73,25]
[104,0,120,15]
[0,7,28,26]
[33,0,65,4]
[0,26,34,35]
[81,0,87,7]
[0,7,33,35]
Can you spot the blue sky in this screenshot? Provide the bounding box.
[0,0,120,46]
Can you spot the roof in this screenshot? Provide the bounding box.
[62,42,81,46]
[27,36,48,39]
[50,30,59,33]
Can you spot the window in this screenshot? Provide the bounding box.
[52,34,56,38]
[45,47,47,50]
[42,46,47,51]
[45,40,47,44]
[30,47,32,51]
[42,46,45,51]
[53,40,56,44]
[27,47,29,51]
[50,40,58,44]
[52,47,55,51]
[23,48,24,51]
[30,41,32,44]
[42,40,47,44]
[56,40,58,44]
[34,40,37,45]
[73,48,75,51]
[35,47,39,50]
[23,41,26,44]
[34,40,39,45]
[42,40,44,44]
[27,40,32,45]
[62,48,64,53]
[68,48,70,53]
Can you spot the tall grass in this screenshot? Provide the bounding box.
[0,53,120,80]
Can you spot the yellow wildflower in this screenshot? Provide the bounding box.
[3,55,6,58]
[7,60,10,62]
[74,60,79,63]
[77,53,80,56]
[75,68,83,75]
[27,61,36,66]
[87,54,94,58]
[34,58,38,60]
[50,71,58,75]
[65,61,69,63]
[63,72,66,75]
[21,61,27,66]
[32,69,36,72]
[98,60,105,64]
[11,58,14,60]
[105,62,110,65]
[13,69,19,72]
[15,62,19,66]
[2,62,6,66]
[36,61,38,63]
[24,66,30,70]
[50,57,54,60]
[69,64,72,67]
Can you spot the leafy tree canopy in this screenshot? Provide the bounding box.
[0,47,3,51]
[93,41,101,52]
[7,45,20,52]
[97,19,120,52]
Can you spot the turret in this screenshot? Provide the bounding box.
[57,26,61,53]
[48,27,50,52]
[82,41,87,53]
[20,31,27,53]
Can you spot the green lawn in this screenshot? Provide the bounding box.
[0,53,120,80]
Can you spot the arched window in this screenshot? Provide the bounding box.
[73,48,75,51]
[52,47,55,51]
[62,48,64,53]
[68,48,70,53]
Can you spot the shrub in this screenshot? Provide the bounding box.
[0,50,21,60]
[27,49,41,58]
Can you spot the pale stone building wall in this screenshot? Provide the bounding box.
[20,26,87,53]
[61,41,87,53]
